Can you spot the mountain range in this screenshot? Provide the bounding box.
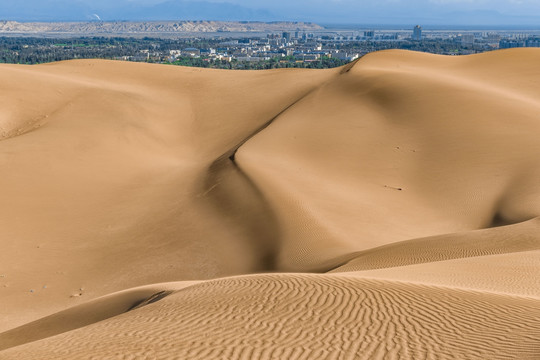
[0,0,275,22]
[1,0,540,26]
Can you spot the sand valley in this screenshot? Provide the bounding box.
[0,49,539,359]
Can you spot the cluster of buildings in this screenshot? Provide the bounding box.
[448,32,540,49]
[408,25,540,50]
[125,26,540,64]
[167,32,360,63]
[499,37,540,49]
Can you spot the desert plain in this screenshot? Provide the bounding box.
[0,48,539,359]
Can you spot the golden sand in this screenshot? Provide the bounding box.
[1,49,539,359]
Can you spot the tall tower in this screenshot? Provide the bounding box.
[413,25,422,41]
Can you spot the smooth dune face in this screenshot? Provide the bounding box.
[1,49,539,359]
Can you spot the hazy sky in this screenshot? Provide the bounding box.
[2,0,540,25]
[127,0,540,13]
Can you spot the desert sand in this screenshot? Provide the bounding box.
[0,49,539,359]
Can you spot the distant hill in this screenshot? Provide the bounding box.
[0,20,323,35]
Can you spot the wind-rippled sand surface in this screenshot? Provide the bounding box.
[1,49,539,359]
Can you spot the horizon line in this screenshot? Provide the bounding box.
[2,19,540,30]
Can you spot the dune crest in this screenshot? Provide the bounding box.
[1,49,539,359]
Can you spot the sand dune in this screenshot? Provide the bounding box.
[2,275,539,359]
[1,49,539,359]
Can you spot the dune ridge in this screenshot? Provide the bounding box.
[1,49,539,358]
[1,275,539,359]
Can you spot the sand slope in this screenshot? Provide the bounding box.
[2,275,539,360]
[1,49,539,359]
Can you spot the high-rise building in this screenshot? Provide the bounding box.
[413,25,422,41]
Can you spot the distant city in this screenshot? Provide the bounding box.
[1,23,540,69]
